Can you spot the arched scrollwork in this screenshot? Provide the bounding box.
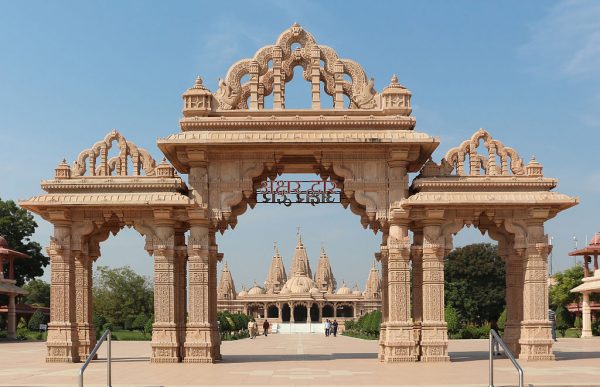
[214,23,379,110]
[71,129,157,177]
[443,128,525,176]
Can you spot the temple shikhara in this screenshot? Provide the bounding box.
[217,234,381,325]
[20,23,578,364]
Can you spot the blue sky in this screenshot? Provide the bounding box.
[1,0,599,288]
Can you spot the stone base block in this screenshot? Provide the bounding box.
[518,321,555,361]
[378,322,387,362]
[420,322,449,362]
[502,322,521,356]
[183,325,221,363]
[45,324,80,363]
[151,343,180,363]
[381,322,418,362]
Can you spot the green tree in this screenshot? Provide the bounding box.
[555,305,570,336]
[93,266,153,328]
[22,279,51,307]
[549,266,583,309]
[132,313,148,332]
[0,199,49,286]
[144,315,154,335]
[445,243,506,325]
[27,309,47,331]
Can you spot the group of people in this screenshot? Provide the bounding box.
[247,319,270,339]
[324,319,338,337]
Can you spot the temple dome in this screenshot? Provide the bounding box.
[238,286,248,297]
[280,287,291,295]
[352,284,362,296]
[336,282,351,295]
[309,287,320,295]
[247,282,265,295]
[281,274,317,294]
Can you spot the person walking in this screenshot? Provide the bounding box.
[548,308,557,341]
[325,319,331,336]
[263,319,270,337]
[332,319,338,337]
[248,319,256,339]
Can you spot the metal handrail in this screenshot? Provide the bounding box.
[79,329,112,387]
[489,329,523,387]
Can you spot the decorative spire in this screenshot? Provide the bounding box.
[291,229,312,278]
[182,74,212,117]
[314,243,336,293]
[364,261,381,299]
[265,244,287,294]
[217,261,236,300]
[54,158,71,179]
[525,154,543,177]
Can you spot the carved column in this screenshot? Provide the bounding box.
[382,222,417,362]
[74,247,96,360]
[334,60,344,109]
[184,218,220,363]
[420,222,449,362]
[519,221,554,360]
[46,223,80,363]
[411,229,424,359]
[174,230,188,358]
[249,60,259,110]
[151,218,180,363]
[7,294,16,339]
[377,240,389,361]
[582,292,592,338]
[272,46,283,110]
[502,244,523,355]
[310,46,321,109]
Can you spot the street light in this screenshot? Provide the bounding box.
[572,236,578,266]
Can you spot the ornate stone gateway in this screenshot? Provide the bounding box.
[21,24,578,363]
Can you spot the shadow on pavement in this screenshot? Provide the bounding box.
[222,352,378,363]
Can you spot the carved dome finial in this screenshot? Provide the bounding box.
[54,158,71,179]
[526,154,543,177]
[182,75,212,117]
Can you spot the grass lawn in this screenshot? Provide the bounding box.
[558,328,582,338]
[111,330,151,341]
[343,330,379,340]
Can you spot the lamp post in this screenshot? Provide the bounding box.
[549,236,554,276]
[572,236,578,267]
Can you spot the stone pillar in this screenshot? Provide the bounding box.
[278,303,282,322]
[7,294,16,339]
[582,292,593,338]
[382,222,417,362]
[290,303,295,323]
[411,230,423,359]
[174,230,188,358]
[503,247,523,355]
[318,304,322,322]
[310,46,321,109]
[208,232,221,359]
[184,219,220,363]
[519,222,554,360]
[46,224,80,362]
[74,249,96,360]
[378,242,389,361]
[420,223,449,362]
[151,219,180,363]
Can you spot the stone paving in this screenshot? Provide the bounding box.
[0,335,599,386]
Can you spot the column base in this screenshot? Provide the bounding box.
[582,330,594,338]
[381,321,418,362]
[182,325,221,363]
[46,323,80,363]
[378,322,387,361]
[76,323,97,360]
[419,322,449,362]
[518,321,555,361]
[151,324,181,363]
[413,321,422,361]
[503,322,521,355]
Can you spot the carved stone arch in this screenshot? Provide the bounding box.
[72,130,157,177]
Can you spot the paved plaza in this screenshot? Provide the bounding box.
[0,335,599,386]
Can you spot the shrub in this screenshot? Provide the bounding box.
[28,309,47,331]
[574,315,582,330]
[144,315,154,335]
[445,306,460,334]
[497,309,507,332]
[555,305,570,337]
[592,318,600,336]
[345,320,355,330]
[0,314,5,330]
[102,322,113,333]
[17,317,28,340]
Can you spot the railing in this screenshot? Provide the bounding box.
[79,329,112,387]
[489,329,523,387]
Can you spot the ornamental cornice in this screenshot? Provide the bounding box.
[411,176,557,192]
[159,129,436,144]
[179,114,415,131]
[40,177,187,193]
[20,192,194,207]
[403,191,579,210]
